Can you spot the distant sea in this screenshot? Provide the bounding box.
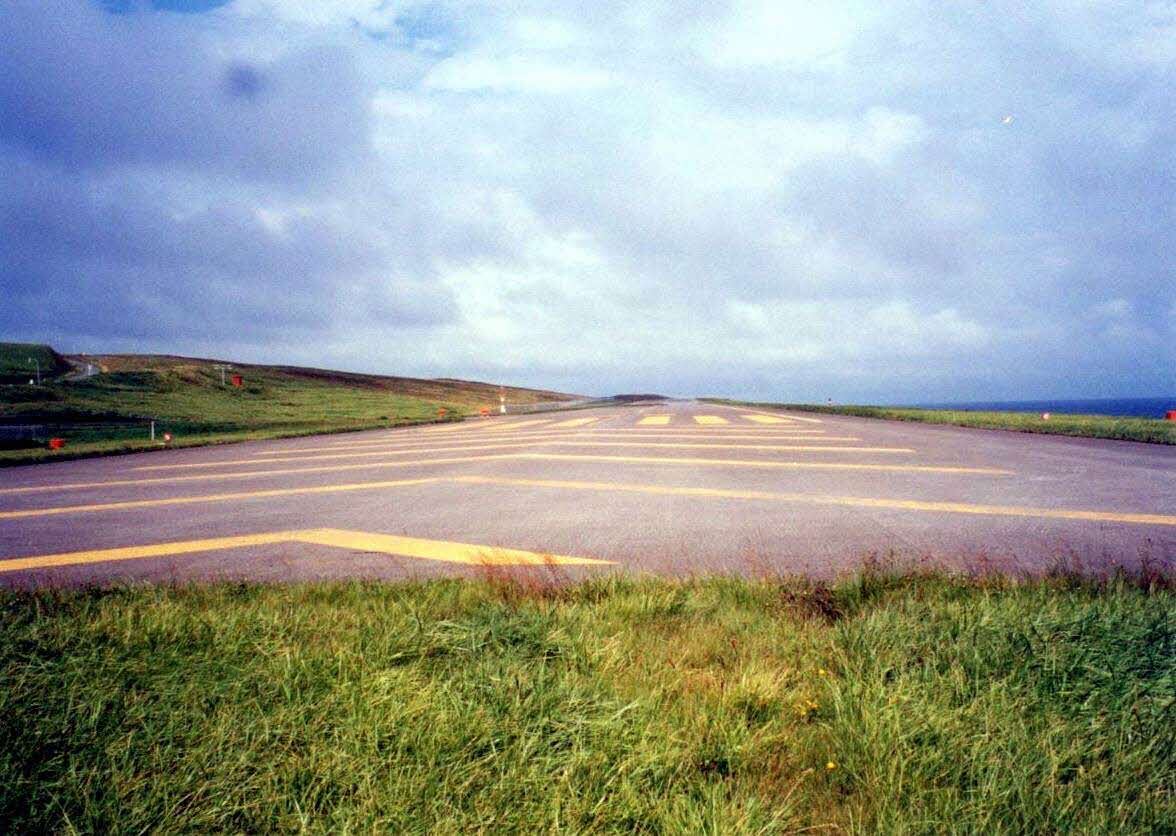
[906,397,1176,419]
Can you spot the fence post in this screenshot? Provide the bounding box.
[150,420,155,442]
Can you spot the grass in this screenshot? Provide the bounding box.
[0,350,575,466]
[705,399,1176,445]
[1,563,1171,833]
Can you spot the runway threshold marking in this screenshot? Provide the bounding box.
[638,416,671,425]
[743,415,793,424]
[0,529,612,574]
[693,416,729,425]
[722,405,823,424]
[452,476,1176,528]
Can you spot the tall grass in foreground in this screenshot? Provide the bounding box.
[1,567,1172,833]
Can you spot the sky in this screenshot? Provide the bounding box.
[1,1,1173,402]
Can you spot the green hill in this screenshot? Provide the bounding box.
[0,348,577,464]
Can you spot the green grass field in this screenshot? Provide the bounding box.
[1,565,1171,833]
[0,348,574,465]
[705,399,1176,445]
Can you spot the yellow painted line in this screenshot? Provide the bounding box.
[452,476,1176,528]
[0,478,441,520]
[124,438,896,473]
[550,442,911,454]
[420,421,481,433]
[0,528,612,574]
[638,416,671,425]
[1,447,986,499]
[510,452,1010,475]
[743,414,793,424]
[132,443,541,471]
[693,415,729,425]
[302,428,836,450]
[0,455,515,497]
[549,417,601,428]
[479,419,553,432]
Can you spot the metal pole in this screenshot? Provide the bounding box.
[150,420,155,441]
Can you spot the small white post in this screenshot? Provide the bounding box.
[150,420,155,441]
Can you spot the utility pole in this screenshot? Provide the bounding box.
[28,357,40,386]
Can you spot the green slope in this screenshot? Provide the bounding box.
[0,349,575,464]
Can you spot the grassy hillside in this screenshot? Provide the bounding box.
[0,566,1171,833]
[0,342,70,385]
[706,399,1176,445]
[0,349,575,464]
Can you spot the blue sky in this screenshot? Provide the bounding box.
[1,1,1173,401]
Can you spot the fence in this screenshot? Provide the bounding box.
[0,421,158,447]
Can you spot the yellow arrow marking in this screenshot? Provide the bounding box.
[452,476,1176,527]
[0,528,612,574]
[638,416,671,425]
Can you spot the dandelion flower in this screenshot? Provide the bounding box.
[826,761,837,770]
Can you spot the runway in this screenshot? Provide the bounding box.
[1,401,1172,585]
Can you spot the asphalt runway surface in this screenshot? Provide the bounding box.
[2,401,1173,587]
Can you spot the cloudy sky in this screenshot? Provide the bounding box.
[1,1,1173,401]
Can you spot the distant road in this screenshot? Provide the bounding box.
[1,401,1172,586]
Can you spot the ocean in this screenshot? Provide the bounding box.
[907,397,1176,419]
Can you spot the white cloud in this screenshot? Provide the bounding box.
[424,54,614,93]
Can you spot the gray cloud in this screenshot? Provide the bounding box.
[0,0,1172,399]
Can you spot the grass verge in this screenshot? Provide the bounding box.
[1,565,1171,833]
[705,398,1176,445]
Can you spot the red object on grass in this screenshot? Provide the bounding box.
[1166,410,1176,421]
[438,407,447,417]
[48,437,65,450]
[479,407,490,416]
[230,374,243,387]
